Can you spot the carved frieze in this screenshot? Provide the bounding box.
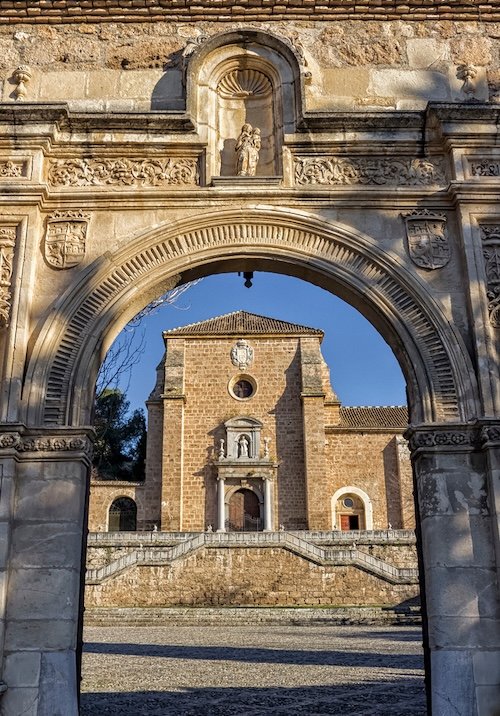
[0,226,16,328]
[480,225,500,328]
[408,430,478,453]
[294,156,445,187]
[0,432,92,453]
[44,211,90,269]
[469,159,500,177]
[402,210,450,270]
[48,157,200,188]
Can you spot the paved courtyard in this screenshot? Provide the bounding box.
[81,624,426,715]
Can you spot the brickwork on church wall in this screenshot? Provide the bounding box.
[87,482,141,532]
[85,545,419,608]
[169,335,308,531]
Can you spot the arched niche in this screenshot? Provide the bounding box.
[331,486,374,531]
[186,30,305,180]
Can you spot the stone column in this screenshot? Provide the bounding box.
[263,477,273,531]
[216,477,226,532]
[0,430,92,716]
[408,424,500,716]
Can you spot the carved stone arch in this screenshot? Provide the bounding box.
[22,207,477,428]
[186,29,305,179]
[331,486,374,531]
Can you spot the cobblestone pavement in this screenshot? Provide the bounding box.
[81,625,426,715]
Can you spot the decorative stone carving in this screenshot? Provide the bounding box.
[294,156,445,187]
[407,428,479,454]
[47,157,200,188]
[0,431,92,453]
[0,160,25,177]
[12,65,32,101]
[236,434,250,458]
[456,63,477,100]
[263,437,271,459]
[469,159,500,177]
[480,225,500,327]
[235,124,261,177]
[44,211,90,269]
[481,425,500,444]
[0,226,16,328]
[219,438,225,459]
[402,210,450,270]
[231,339,254,370]
[218,69,271,99]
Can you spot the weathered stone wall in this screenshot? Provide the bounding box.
[85,543,419,608]
[0,19,498,109]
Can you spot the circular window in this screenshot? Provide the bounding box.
[343,497,355,509]
[229,374,257,401]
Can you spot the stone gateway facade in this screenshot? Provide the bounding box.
[0,2,499,715]
[85,311,419,611]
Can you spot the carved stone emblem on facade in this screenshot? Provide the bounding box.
[12,65,32,101]
[231,338,254,369]
[44,211,90,269]
[456,63,477,100]
[0,226,16,328]
[480,225,500,327]
[402,210,450,270]
[469,159,500,177]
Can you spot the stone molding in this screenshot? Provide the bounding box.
[47,157,200,188]
[1,0,495,24]
[294,156,446,188]
[27,209,474,426]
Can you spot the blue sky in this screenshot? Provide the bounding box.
[110,272,407,414]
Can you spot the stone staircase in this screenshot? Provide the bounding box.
[86,531,419,586]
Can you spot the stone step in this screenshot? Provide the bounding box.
[84,606,422,627]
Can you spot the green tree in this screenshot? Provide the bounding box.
[92,388,146,481]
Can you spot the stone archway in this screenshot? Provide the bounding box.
[1,207,498,715]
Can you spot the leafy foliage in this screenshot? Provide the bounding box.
[92,388,146,481]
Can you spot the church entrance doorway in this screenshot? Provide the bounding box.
[228,489,262,531]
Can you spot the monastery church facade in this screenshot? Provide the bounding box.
[88,310,414,536]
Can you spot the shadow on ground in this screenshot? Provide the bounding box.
[80,680,426,716]
[83,642,423,669]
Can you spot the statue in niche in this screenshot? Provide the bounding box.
[235,124,261,176]
[236,434,250,458]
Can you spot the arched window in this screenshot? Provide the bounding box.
[108,497,137,532]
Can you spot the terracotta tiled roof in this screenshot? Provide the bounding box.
[338,406,408,430]
[163,311,324,338]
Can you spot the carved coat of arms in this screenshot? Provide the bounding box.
[44,211,90,269]
[231,339,254,370]
[402,210,450,270]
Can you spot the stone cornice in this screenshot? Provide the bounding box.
[405,420,500,455]
[0,425,94,455]
[0,0,496,24]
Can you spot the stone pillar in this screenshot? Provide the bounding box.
[263,477,273,531]
[216,477,226,532]
[408,424,500,716]
[0,430,92,716]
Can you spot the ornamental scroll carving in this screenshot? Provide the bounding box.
[480,225,500,328]
[48,157,199,188]
[0,432,92,453]
[0,160,25,178]
[44,210,90,269]
[0,226,16,328]
[402,210,450,270]
[407,429,479,453]
[469,159,500,177]
[294,156,445,187]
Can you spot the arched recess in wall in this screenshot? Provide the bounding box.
[186,29,306,179]
[108,497,137,532]
[331,486,373,531]
[21,207,478,430]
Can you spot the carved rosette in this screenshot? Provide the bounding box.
[294,156,445,187]
[230,339,254,370]
[406,427,480,455]
[480,225,500,328]
[47,157,199,188]
[402,210,450,270]
[44,210,90,269]
[0,431,93,454]
[0,226,16,328]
